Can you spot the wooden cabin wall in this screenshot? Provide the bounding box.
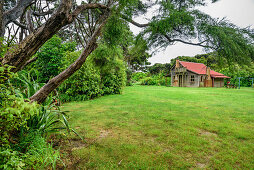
[214,78,224,87]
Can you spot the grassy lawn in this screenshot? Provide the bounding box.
[61,86,254,169]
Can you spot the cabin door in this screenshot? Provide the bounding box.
[179,75,183,87]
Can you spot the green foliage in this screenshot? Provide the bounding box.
[117,0,146,17]
[132,65,171,87]
[196,16,254,65]
[0,66,74,169]
[219,64,254,87]
[148,63,166,75]
[11,68,77,136]
[132,72,148,82]
[13,69,44,98]
[0,37,8,58]
[103,14,131,46]
[26,103,73,136]
[59,44,126,102]
[0,66,39,146]
[126,69,133,86]
[0,149,25,170]
[18,131,61,169]
[126,36,151,71]
[101,70,126,94]
[59,51,102,102]
[92,44,126,94]
[0,65,14,85]
[138,0,254,65]
[34,35,76,83]
[140,73,171,86]
[0,94,39,146]
[1,131,61,170]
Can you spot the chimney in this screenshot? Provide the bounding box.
[176,60,180,68]
[206,67,211,80]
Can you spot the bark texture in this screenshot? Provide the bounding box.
[2,0,34,34]
[1,1,107,73]
[29,11,110,104]
[2,0,72,72]
[0,0,3,37]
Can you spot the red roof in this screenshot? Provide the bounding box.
[179,61,230,79]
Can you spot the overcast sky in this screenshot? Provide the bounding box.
[129,0,254,65]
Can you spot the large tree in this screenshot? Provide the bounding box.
[1,0,254,104]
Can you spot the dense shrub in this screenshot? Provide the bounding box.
[0,66,71,169]
[220,64,254,87]
[140,77,157,85]
[18,131,61,169]
[0,148,25,170]
[59,51,103,102]
[0,131,60,170]
[0,66,39,146]
[140,73,171,86]
[59,44,126,102]
[91,44,126,94]
[132,72,148,82]
[34,35,76,83]
[101,71,126,94]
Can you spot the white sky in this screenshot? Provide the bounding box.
[129,0,254,65]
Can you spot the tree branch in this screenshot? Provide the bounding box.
[164,34,213,49]
[3,0,34,26]
[70,3,108,22]
[13,20,27,30]
[121,14,149,28]
[20,56,38,70]
[26,8,34,33]
[32,10,54,16]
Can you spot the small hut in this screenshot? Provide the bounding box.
[171,60,230,87]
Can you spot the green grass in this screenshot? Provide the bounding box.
[61,86,254,169]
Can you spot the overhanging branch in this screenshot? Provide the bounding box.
[3,0,34,26]
[70,3,108,22]
[13,20,27,30]
[32,10,54,16]
[164,34,213,49]
[121,14,149,28]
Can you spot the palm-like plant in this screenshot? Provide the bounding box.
[15,69,44,98]
[15,69,82,139]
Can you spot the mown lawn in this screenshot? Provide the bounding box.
[61,86,254,169]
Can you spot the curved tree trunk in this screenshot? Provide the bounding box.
[1,0,72,72]
[29,11,110,104]
[1,0,107,73]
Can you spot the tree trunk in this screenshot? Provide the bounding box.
[1,1,108,73]
[29,11,110,104]
[1,0,72,72]
[0,0,3,37]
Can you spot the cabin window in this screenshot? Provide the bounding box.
[191,75,195,82]
[201,76,203,82]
